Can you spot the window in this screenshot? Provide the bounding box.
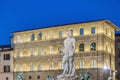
[80,60,84,68]
[16,64,21,71]
[16,51,20,57]
[38,48,42,55]
[4,54,10,60]
[58,45,63,53]
[30,64,34,71]
[4,65,10,72]
[80,28,84,35]
[90,43,96,51]
[90,59,97,68]
[59,31,63,38]
[38,33,42,40]
[30,34,35,41]
[16,36,21,43]
[37,76,40,79]
[6,77,8,80]
[23,50,28,57]
[59,61,63,69]
[91,27,96,34]
[31,48,35,56]
[38,64,42,70]
[50,62,54,70]
[79,43,84,51]
[29,76,32,80]
[50,46,54,54]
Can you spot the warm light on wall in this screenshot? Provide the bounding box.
[104,65,109,70]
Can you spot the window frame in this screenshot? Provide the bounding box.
[79,43,84,51]
[4,65,10,72]
[38,33,42,40]
[90,42,96,51]
[59,31,63,38]
[91,27,96,34]
[30,34,35,41]
[4,54,10,60]
[80,28,84,35]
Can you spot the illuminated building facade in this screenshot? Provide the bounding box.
[12,19,119,80]
[0,19,119,80]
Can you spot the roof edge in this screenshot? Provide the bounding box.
[12,19,108,33]
[104,20,120,31]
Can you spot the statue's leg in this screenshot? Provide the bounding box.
[71,66,75,76]
[62,56,65,70]
[69,57,73,75]
[62,56,68,75]
[65,61,69,74]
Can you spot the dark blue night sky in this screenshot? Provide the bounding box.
[0,0,120,45]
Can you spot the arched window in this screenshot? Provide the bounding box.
[38,33,42,40]
[23,35,26,42]
[90,42,96,51]
[30,64,34,71]
[80,60,84,68]
[59,31,63,38]
[79,43,84,51]
[90,59,97,68]
[38,64,42,70]
[50,46,54,54]
[58,45,63,53]
[38,48,42,55]
[22,50,28,57]
[16,64,21,71]
[58,61,63,69]
[22,64,27,71]
[31,48,35,56]
[50,62,54,70]
[16,50,20,57]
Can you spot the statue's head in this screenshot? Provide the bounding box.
[67,30,73,38]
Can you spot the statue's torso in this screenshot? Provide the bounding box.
[64,38,75,55]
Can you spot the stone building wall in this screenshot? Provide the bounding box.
[12,20,118,80]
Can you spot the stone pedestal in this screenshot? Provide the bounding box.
[57,74,78,80]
